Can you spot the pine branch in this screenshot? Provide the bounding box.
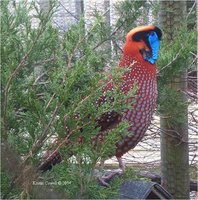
[2,6,54,139]
[2,42,37,138]
[157,47,183,75]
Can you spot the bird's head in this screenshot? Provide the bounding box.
[120,25,162,66]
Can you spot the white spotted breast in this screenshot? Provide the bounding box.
[116,60,157,157]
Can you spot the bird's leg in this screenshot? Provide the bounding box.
[117,156,126,172]
[99,158,105,170]
[97,156,125,187]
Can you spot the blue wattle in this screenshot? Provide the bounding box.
[145,31,160,64]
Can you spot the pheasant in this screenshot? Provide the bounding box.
[38,25,162,184]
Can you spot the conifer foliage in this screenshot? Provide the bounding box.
[1,1,146,198]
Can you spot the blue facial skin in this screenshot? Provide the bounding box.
[145,31,160,64]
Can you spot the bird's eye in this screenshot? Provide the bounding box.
[139,48,151,60]
[148,31,155,36]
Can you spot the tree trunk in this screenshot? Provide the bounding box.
[159,1,190,199]
[104,0,112,54]
[75,0,84,21]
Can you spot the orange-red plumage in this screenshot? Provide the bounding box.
[39,25,162,172]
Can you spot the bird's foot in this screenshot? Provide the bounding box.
[94,157,125,186]
[97,169,123,187]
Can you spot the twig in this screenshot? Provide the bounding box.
[2,43,38,138]
[2,6,53,138]
[190,154,197,166]
[73,95,91,113]
[92,23,123,52]
[45,93,56,110]
[188,53,198,68]
[23,103,62,164]
[58,0,80,22]
[186,2,196,21]
[33,72,47,85]
[158,47,183,74]
[35,56,55,65]
[150,121,188,143]
[37,120,93,171]
[190,51,198,57]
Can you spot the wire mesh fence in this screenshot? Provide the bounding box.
[34,0,198,167]
[3,0,197,199]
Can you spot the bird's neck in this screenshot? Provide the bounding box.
[119,53,157,75]
[119,52,143,67]
[119,54,136,67]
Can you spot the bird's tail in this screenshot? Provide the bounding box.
[38,150,62,172]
